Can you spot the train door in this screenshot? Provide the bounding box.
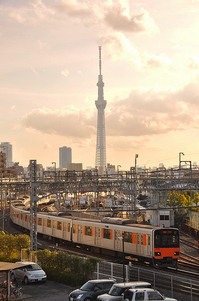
[63,222,67,239]
[147,235,152,256]
[136,233,141,254]
[52,220,56,236]
[114,230,121,250]
[43,219,46,234]
[140,234,144,255]
[95,227,101,246]
[77,225,83,242]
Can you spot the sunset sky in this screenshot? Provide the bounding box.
[1,0,199,170]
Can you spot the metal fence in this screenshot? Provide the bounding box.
[93,261,199,301]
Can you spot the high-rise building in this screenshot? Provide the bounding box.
[95,46,107,170]
[59,146,72,169]
[0,142,12,167]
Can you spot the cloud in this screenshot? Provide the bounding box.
[107,135,152,151]
[21,106,96,138]
[21,80,199,140]
[56,0,92,18]
[106,81,199,136]
[31,0,55,19]
[142,53,172,69]
[43,142,51,150]
[61,69,69,77]
[100,32,199,77]
[0,0,55,25]
[55,0,157,34]
[104,5,158,34]
[186,56,199,70]
[99,32,171,69]
[99,32,139,62]
[9,12,25,23]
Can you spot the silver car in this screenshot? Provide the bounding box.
[97,282,151,301]
[11,261,47,284]
[123,288,177,301]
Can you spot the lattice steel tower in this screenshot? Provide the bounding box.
[95,46,107,168]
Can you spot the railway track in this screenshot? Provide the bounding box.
[180,237,199,251]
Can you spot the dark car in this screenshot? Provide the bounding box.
[69,279,116,301]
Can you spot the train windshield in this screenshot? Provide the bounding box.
[154,229,179,248]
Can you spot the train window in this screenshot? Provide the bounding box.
[162,233,178,246]
[85,226,92,236]
[137,234,140,244]
[47,219,51,228]
[155,229,179,247]
[148,236,151,246]
[73,224,76,233]
[124,231,132,243]
[57,221,62,230]
[67,223,70,232]
[38,217,42,226]
[155,234,161,247]
[103,228,111,239]
[141,234,143,245]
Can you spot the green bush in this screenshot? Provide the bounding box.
[37,250,100,286]
[44,266,85,286]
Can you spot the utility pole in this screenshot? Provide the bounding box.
[30,160,39,251]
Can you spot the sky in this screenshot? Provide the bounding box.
[1,0,199,170]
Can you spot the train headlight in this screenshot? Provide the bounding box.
[174,251,179,256]
[155,252,161,256]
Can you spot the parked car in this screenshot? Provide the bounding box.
[97,282,151,301]
[123,288,177,301]
[69,279,116,301]
[11,261,47,284]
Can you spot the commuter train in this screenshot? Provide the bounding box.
[10,204,180,268]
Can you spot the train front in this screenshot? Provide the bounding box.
[153,228,179,268]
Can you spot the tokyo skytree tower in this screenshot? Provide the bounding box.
[95,46,107,169]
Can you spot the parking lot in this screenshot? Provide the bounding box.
[12,280,73,301]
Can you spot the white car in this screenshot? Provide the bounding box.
[123,288,177,301]
[97,282,151,301]
[11,261,47,284]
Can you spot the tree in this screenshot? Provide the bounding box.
[167,190,191,227]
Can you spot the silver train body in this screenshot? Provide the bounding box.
[10,204,180,267]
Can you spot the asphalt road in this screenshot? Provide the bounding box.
[12,280,73,301]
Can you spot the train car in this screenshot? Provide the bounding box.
[11,205,72,243]
[10,205,179,268]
